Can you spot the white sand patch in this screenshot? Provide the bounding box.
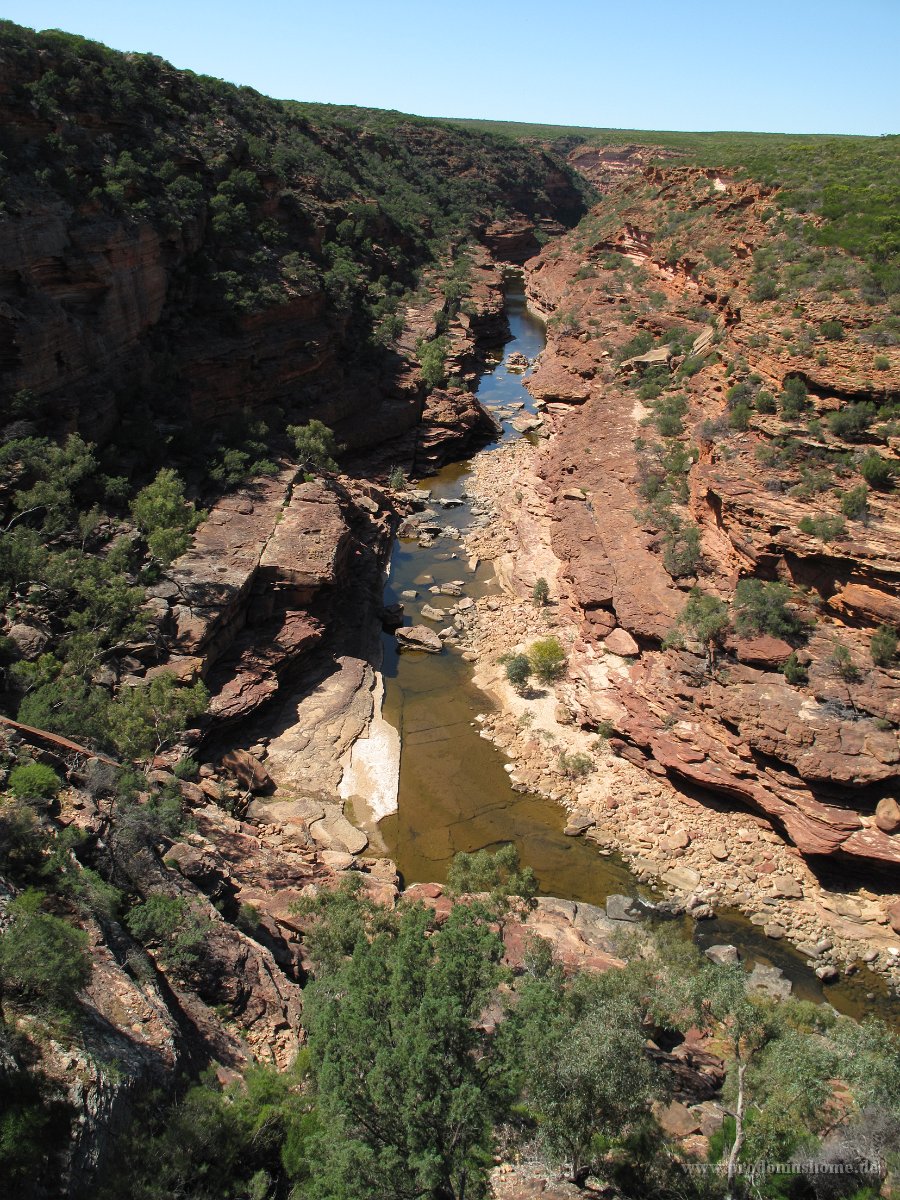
[338,673,400,821]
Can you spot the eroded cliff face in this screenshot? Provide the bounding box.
[517,161,899,872]
[0,27,589,448]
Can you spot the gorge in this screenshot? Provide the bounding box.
[0,18,899,1200]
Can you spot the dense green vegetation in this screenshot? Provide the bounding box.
[71,856,900,1200]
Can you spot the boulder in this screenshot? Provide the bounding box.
[605,628,640,657]
[396,625,443,653]
[769,875,803,899]
[420,604,446,622]
[705,944,740,967]
[875,797,900,835]
[220,749,272,793]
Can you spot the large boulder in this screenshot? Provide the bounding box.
[396,625,443,653]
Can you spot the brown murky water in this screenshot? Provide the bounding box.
[378,282,897,1023]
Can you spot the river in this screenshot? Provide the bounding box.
[375,278,895,1023]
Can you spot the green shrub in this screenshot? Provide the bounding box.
[797,513,846,541]
[505,654,531,694]
[416,335,450,389]
[728,402,752,431]
[0,890,91,1014]
[557,751,594,779]
[126,894,209,979]
[859,451,896,490]
[527,637,567,684]
[447,843,536,901]
[532,578,550,607]
[287,419,340,473]
[172,756,199,781]
[7,763,61,801]
[130,468,203,565]
[755,389,776,414]
[829,643,860,683]
[839,484,869,519]
[750,275,778,301]
[783,652,808,685]
[874,355,890,371]
[662,519,701,578]
[828,403,875,440]
[733,579,803,639]
[819,319,844,341]
[871,625,898,668]
[779,376,808,419]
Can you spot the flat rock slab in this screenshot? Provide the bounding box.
[258,480,349,599]
[748,962,792,1000]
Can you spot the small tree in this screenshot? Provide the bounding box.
[733,579,803,639]
[677,587,730,670]
[109,675,209,762]
[130,468,202,565]
[446,844,537,906]
[870,625,897,669]
[505,653,531,694]
[840,483,869,520]
[859,451,895,491]
[0,890,91,1016]
[286,419,340,474]
[532,577,550,607]
[527,637,567,684]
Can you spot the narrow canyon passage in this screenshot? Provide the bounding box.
[376,282,895,1023]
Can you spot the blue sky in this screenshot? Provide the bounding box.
[4,0,898,135]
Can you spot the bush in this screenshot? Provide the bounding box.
[874,355,890,370]
[828,403,875,440]
[676,588,730,659]
[109,675,209,762]
[130,468,202,565]
[446,844,537,901]
[527,638,567,684]
[859,451,896,490]
[840,483,869,519]
[287,419,339,474]
[557,751,594,779]
[829,643,860,683]
[755,389,776,414]
[779,376,808,419]
[819,319,844,341]
[505,654,531,694]
[662,519,701,578]
[7,763,61,801]
[417,335,449,389]
[750,275,778,301]
[126,894,209,979]
[783,652,808,685]
[733,579,803,639]
[728,402,752,431]
[532,578,549,607]
[0,891,91,1014]
[871,625,898,668]
[797,513,846,541]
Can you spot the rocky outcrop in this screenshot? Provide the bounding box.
[505,163,900,875]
